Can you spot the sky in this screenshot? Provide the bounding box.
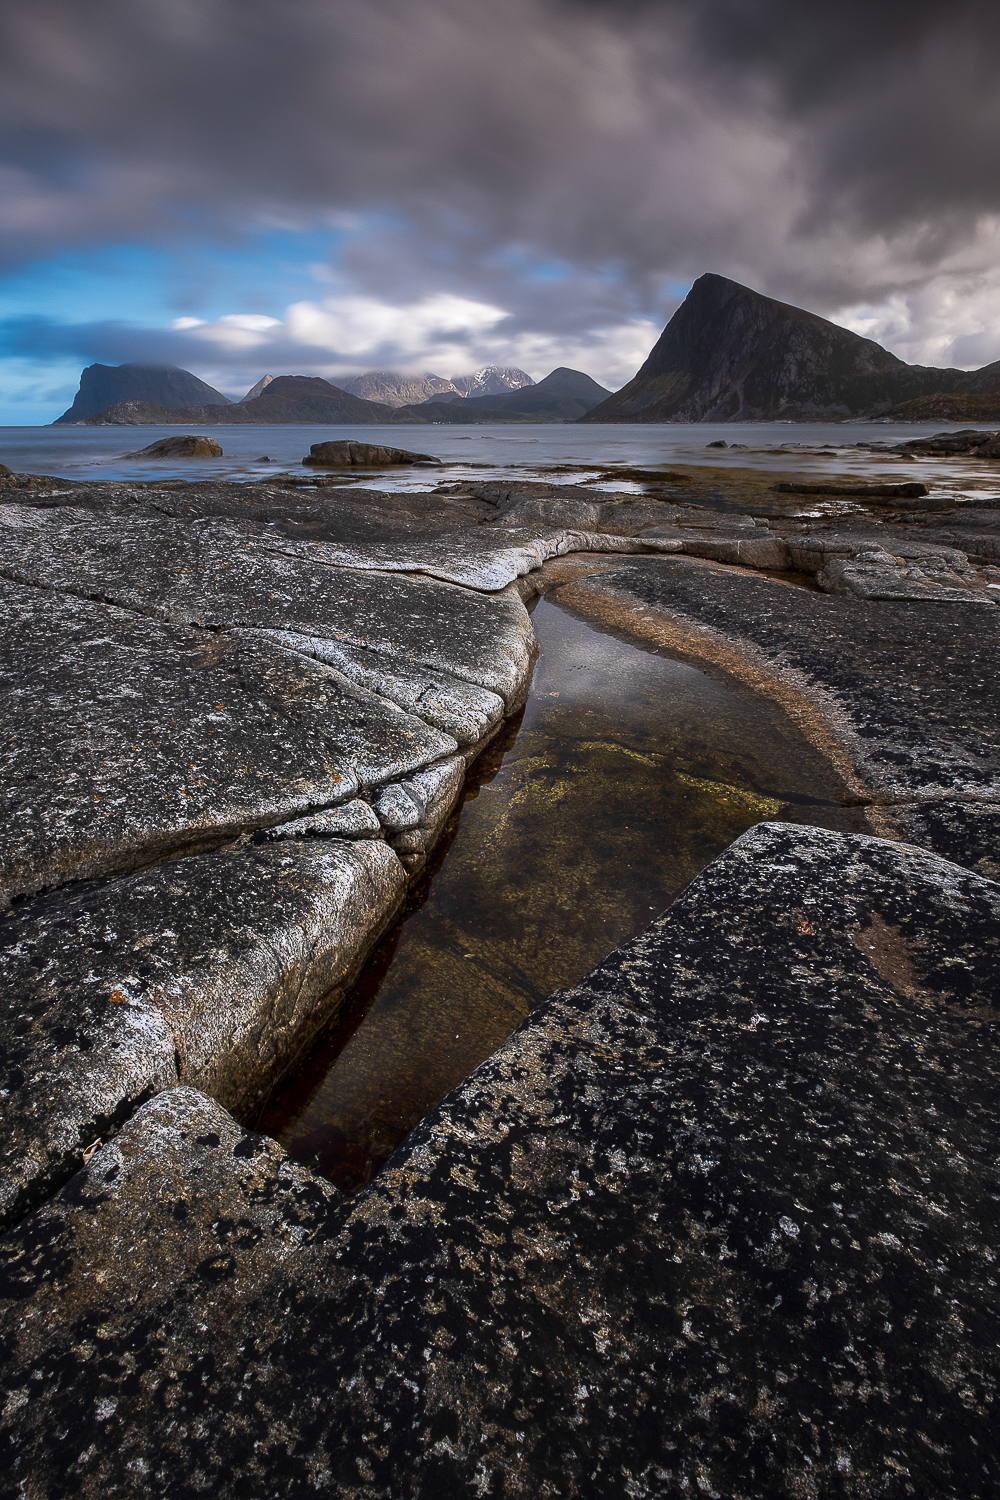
[3,0,1000,423]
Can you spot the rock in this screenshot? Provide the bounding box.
[2,825,998,1497]
[123,435,224,458]
[373,757,466,871]
[251,628,507,746]
[556,556,1000,836]
[784,531,969,571]
[0,507,536,710]
[817,550,996,604]
[303,441,441,467]
[774,479,929,499]
[265,523,641,592]
[0,837,405,1230]
[258,799,383,841]
[897,428,1000,457]
[0,464,11,477]
[0,577,453,905]
[706,438,728,447]
[677,532,790,569]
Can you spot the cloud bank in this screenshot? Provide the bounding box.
[3,0,1000,408]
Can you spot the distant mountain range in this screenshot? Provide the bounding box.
[67,366,608,426]
[398,367,610,422]
[338,371,462,407]
[582,273,1000,422]
[61,281,997,431]
[337,367,535,406]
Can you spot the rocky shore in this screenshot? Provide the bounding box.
[0,464,998,1497]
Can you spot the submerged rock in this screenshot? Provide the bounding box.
[124,435,224,458]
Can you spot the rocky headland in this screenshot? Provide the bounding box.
[55,363,232,424]
[0,457,998,1496]
[583,273,1000,423]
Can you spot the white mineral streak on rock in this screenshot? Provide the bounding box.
[258,800,383,840]
[250,627,506,743]
[0,838,407,1231]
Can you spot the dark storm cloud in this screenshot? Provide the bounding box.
[2,0,1000,317]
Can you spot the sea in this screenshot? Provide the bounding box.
[2,420,998,495]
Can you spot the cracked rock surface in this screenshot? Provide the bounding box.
[1,471,999,1497]
[0,577,452,903]
[1,825,997,1499]
[0,838,404,1230]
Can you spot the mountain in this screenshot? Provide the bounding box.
[79,376,394,425]
[581,274,1000,423]
[239,374,274,402]
[451,366,534,397]
[338,371,460,406]
[395,367,610,424]
[55,364,231,423]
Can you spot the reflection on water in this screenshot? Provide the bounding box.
[256,594,868,1193]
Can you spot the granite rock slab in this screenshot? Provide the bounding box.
[0,506,535,707]
[252,627,508,743]
[0,578,452,903]
[0,836,404,1231]
[816,549,995,604]
[1,825,998,1497]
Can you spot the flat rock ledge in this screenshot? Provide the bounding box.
[1,823,998,1499]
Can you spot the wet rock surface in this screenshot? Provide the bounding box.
[302,440,441,466]
[558,555,1000,854]
[124,435,224,459]
[1,825,998,1498]
[1,468,999,1495]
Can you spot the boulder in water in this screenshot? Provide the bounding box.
[124,435,223,458]
[302,440,440,467]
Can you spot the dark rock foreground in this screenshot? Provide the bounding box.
[1,824,998,1498]
[0,469,999,1496]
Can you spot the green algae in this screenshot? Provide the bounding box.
[257,594,867,1193]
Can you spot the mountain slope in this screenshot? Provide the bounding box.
[339,371,460,406]
[582,275,995,423]
[55,364,231,423]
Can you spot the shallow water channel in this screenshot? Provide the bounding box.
[257,591,865,1193]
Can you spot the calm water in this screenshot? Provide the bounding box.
[256,594,869,1194]
[3,420,999,494]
